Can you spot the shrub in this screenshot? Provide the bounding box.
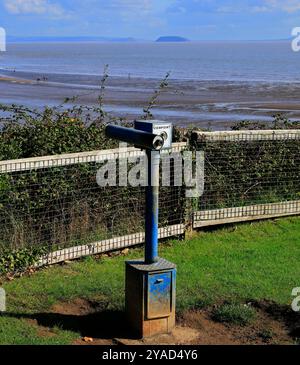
[0,247,47,274]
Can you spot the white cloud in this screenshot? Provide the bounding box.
[100,0,153,18]
[4,0,69,18]
[261,0,300,13]
[217,0,300,14]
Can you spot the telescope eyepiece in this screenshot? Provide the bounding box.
[152,136,164,151]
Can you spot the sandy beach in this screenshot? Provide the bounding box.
[1,69,300,130]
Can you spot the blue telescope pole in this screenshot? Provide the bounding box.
[145,150,160,264]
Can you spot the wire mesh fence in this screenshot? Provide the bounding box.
[0,143,186,267]
[0,130,300,271]
[191,130,300,227]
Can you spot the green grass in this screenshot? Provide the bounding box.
[258,328,274,342]
[212,303,257,326]
[0,316,76,345]
[1,216,300,344]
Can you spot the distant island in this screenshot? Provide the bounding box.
[156,36,189,43]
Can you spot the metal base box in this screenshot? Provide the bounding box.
[125,258,176,338]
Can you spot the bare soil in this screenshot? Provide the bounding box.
[25,297,300,345]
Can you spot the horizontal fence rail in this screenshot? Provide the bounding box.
[0,142,187,173]
[194,200,300,228]
[38,224,185,267]
[191,129,300,142]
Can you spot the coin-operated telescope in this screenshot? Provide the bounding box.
[105,120,176,338]
[105,120,172,151]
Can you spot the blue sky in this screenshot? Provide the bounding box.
[0,0,300,40]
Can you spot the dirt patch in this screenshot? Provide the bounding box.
[51,298,104,316]
[179,302,297,345]
[28,297,299,345]
[253,300,300,340]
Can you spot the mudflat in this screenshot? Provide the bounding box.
[1,69,300,130]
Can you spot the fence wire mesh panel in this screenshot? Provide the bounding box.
[0,143,186,267]
[192,130,300,227]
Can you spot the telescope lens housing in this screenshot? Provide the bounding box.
[152,136,164,151]
[105,125,165,151]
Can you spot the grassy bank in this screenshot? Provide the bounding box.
[0,216,299,344]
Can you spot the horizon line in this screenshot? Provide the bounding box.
[6,36,291,43]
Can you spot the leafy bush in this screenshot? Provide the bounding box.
[0,104,121,160]
[0,247,47,274]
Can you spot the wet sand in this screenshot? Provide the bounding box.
[1,69,300,130]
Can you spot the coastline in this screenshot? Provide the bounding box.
[1,69,300,130]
